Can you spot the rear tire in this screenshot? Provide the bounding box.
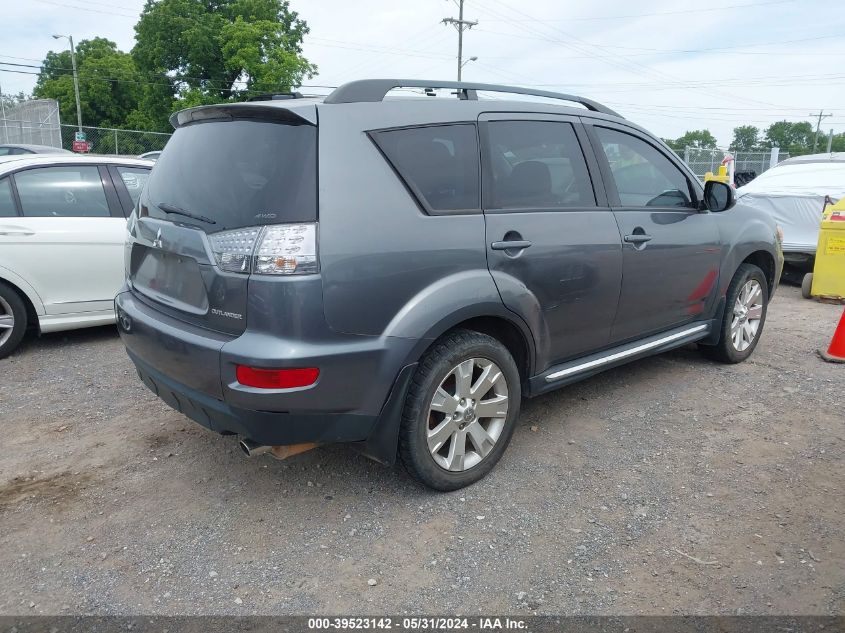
[0,281,28,360]
[398,329,521,491]
[700,263,768,364]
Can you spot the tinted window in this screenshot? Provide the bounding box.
[16,166,110,217]
[117,166,151,206]
[0,148,11,156]
[487,121,595,208]
[371,124,479,212]
[0,178,16,217]
[145,120,316,230]
[595,127,693,208]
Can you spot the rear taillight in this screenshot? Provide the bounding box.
[235,365,319,389]
[208,223,317,275]
[209,228,262,273]
[255,224,318,275]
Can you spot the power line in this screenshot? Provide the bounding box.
[481,0,797,22]
[472,27,842,55]
[0,60,337,92]
[30,0,138,18]
[468,0,777,109]
[307,37,453,61]
[322,24,447,82]
[0,65,335,95]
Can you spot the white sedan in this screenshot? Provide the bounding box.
[0,154,152,358]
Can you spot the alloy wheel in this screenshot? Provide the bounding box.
[427,357,509,472]
[0,295,14,348]
[731,279,764,352]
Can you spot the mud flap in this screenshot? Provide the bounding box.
[351,363,418,466]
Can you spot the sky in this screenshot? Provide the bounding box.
[1,0,844,146]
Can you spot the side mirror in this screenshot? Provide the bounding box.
[703,180,735,212]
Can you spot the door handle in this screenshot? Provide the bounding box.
[0,228,35,236]
[624,234,652,244]
[491,240,532,251]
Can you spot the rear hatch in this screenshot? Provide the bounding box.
[125,104,318,393]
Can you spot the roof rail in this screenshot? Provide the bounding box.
[323,79,621,117]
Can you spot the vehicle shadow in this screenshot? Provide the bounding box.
[15,324,119,356]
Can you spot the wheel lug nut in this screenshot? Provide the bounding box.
[460,398,466,406]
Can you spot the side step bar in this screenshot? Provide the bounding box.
[530,322,711,396]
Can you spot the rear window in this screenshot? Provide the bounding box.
[144,119,316,230]
[370,124,479,213]
[486,120,596,209]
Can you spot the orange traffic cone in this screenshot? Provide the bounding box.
[820,307,845,363]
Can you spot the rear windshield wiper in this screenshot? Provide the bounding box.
[156,202,217,225]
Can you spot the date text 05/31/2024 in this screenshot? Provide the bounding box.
[307,617,528,630]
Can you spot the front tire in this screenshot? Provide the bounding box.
[701,263,769,363]
[0,281,28,360]
[398,330,521,491]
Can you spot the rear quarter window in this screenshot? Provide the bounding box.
[370,124,480,213]
[116,166,151,206]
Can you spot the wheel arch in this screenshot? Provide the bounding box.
[0,272,42,333]
[740,249,777,296]
[701,250,775,347]
[403,306,537,384]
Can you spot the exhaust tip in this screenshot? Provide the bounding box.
[239,438,271,457]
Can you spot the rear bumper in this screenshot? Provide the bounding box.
[116,287,416,451]
[129,349,382,445]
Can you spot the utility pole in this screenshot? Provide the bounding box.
[53,34,83,132]
[826,128,834,153]
[442,0,477,81]
[809,110,832,153]
[0,79,8,144]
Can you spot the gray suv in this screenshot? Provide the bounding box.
[116,79,783,490]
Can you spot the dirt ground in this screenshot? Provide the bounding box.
[0,284,842,616]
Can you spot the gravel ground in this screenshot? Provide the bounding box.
[0,284,842,616]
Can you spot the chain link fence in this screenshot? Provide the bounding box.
[682,147,790,181]
[59,124,171,156]
[1,116,171,157]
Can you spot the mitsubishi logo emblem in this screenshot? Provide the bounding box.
[152,228,163,249]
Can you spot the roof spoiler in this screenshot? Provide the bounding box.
[169,103,316,129]
[324,79,621,117]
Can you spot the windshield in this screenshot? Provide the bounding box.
[143,118,317,231]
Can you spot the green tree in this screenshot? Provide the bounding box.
[729,125,760,152]
[664,129,718,152]
[133,0,316,127]
[828,133,845,152]
[33,38,144,130]
[762,120,814,155]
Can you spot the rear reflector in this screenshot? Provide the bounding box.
[235,365,319,389]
